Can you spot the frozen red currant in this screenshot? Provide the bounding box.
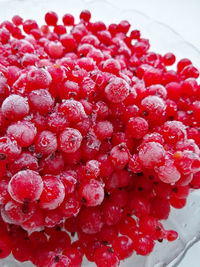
[8,170,43,203]
[59,128,82,153]
[79,179,104,207]
[104,77,130,103]
[39,175,65,210]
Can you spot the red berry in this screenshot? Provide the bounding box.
[39,175,65,210]
[12,15,23,26]
[80,10,91,22]
[112,236,134,260]
[7,121,37,147]
[94,120,113,140]
[63,14,75,26]
[95,246,120,267]
[139,142,165,168]
[78,207,104,234]
[126,116,149,139]
[105,78,130,103]
[29,89,54,115]
[59,128,82,153]
[8,170,43,203]
[0,237,11,259]
[110,143,130,169]
[35,130,58,155]
[163,52,176,66]
[2,94,29,120]
[58,99,86,122]
[133,234,155,256]
[79,179,104,207]
[45,11,58,26]
[27,67,52,90]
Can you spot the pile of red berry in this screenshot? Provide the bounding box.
[0,9,199,267]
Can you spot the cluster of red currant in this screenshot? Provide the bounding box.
[0,9,199,267]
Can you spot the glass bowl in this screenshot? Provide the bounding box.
[0,0,200,266]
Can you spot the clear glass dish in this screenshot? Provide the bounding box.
[0,0,200,266]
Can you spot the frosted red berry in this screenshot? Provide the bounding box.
[126,116,149,139]
[28,89,54,115]
[1,94,29,120]
[27,68,52,90]
[79,179,104,207]
[59,128,82,153]
[39,175,65,210]
[7,121,37,147]
[8,170,43,203]
[104,77,130,103]
[35,130,58,155]
[139,142,165,168]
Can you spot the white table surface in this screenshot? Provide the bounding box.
[106,1,200,266]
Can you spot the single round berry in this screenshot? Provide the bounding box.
[60,34,76,52]
[110,143,130,169]
[150,197,170,220]
[39,175,65,210]
[7,121,37,147]
[133,234,155,256]
[59,128,82,153]
[163,53,176,66]
[105,78,130,103]
[47,41,64,58]
[35,130,58,155]
[79,179,104,207]
[12,15,23,26]
[139,142,165,168]
[140,95,166,124]
[8,170,43,203]
[27,68,52,90]
[0,237,11,259]
[61,193,81,218]
[1,200,34,224]
[62,13,75,26]
[58,99,86,122]
[80,10,91,22]
[1,94,29,120]
[78,207,104,234]
[103,202,122,226]
[112,236,134,260]
[47,111,69,133]
[162,121,186,143]
[158,162,181,184]
[63,246,83,267]
[126,117,149,139]
[45,11,58,26]
[94,120,113,140]
[166,82,182,100]
[94,246,120,267]
[28,89,54,115]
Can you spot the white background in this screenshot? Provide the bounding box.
[105,0,200,266]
